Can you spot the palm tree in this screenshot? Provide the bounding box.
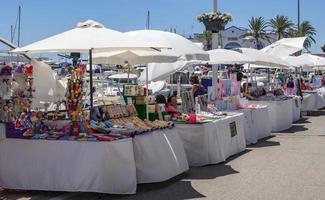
[196,31,213,50]
[241,17,270,49]
[269,15,294,40]
[289,21,316,50]
[321,45,325,53]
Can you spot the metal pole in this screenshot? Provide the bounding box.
[212,0,218,12]
[146,66,149,120]
[17,6,21,47]
[10,25,14,43]
[298,0,301,32]
[89,49,93,107]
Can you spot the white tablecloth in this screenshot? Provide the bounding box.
[315,93,325,109]
[250,99,293,132]
[291,96,302,122]
[175,113,246,167]
[132,129,189,184]
[301,93,316,111]
[0,138,137,194]
[238,106,272,145]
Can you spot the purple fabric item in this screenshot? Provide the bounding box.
[15,65,24,74]
[0,66,12,76]
[5,122,32,139]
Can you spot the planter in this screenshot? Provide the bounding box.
[202,20,226,33]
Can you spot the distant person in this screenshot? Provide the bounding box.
[165,95,179,118]
[155,94,167,104]
[190,76,206,98]
[242,82,255,100]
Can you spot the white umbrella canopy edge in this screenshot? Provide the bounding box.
[125,30,209,62]
[207,49,255,65]
[261,37,307,57]
[92,50,180,65]
[236,48,291,68]
[12,20,170,54]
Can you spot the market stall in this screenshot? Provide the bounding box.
[176,113,246,167]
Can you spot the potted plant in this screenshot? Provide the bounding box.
[197,12,233,32]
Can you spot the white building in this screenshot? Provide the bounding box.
[193,26,277,50]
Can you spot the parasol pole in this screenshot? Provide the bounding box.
[89,49,93,107]
[146,65,149,120]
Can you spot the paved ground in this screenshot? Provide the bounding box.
[2,111,325,200]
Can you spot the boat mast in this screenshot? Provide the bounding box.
[17,5,21,47]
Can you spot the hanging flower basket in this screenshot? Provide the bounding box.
[197,12,233,32]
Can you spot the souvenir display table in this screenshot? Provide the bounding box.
[133,128,189,184]
[237,105,272,145]
[0,136,137,194]
[250,97,293,132]
[175,113,246,167]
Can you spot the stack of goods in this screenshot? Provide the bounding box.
[89,104,174,140]
[207,73,241,111]
[0,64,34,123]
[180,91,195,113]
[175,112,230,124]
[65,64,86,123]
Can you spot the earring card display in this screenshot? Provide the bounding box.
[180,91,195,113]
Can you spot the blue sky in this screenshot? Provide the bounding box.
[1,0,324,53]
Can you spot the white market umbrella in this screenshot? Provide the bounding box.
[262,37,307,58]
[139,60,193,82]
[207,49,255,65]
[12,20,168,54]
[126,30,209,83]
[299,54,325,67]
[92,50,179,65]
[125,30,209,61]
[237,48,291,68]
[12,20,169,107]
[284,55,315,68]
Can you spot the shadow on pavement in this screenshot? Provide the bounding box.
[308,110,325,117]
[293,117,311,124]
[185,149,251,180]
[249,136,280,148]
[74,179,206,200]
[280,125,308,134]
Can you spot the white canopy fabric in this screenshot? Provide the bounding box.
[299,54,325,67]
[125,30,209,61]
[31,59,66,109]
[262,37,306,58]
[109,73,138,79]
[284,55,315,68]
[207,49,255,64]
[139,61,193,82]
[12,20,169,54]
[92,50,179,65]
[237,48,291,68]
